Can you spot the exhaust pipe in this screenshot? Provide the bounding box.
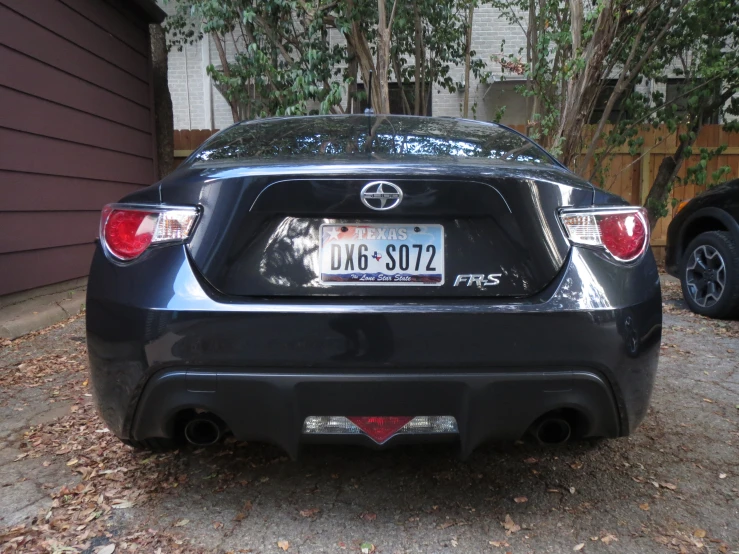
[184,415,222,446]
[533,417,572,446]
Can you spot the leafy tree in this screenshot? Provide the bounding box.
[165,0,476,119]
[641,0,739,227]
[489,0,739,228]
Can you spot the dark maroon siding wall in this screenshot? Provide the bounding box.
[0,0,161,296]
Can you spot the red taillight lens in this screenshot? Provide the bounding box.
[100,204,199,261]
[103,209,157,260]
[347,416,413,444]
[560,207,649,263]
[597,212,647,261]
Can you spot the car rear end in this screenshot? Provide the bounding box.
[86,116,661,457]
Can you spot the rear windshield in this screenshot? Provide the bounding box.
[190,115,555,166]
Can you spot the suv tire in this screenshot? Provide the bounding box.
[680,231,739,318]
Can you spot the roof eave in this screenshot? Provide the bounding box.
[129,0,166,24]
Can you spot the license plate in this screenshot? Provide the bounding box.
[319,224,444,285]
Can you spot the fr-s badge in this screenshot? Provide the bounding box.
[454,274,502,287]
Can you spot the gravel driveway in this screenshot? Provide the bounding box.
[1,278,737,554]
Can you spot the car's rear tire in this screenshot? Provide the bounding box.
[680,231,739,318]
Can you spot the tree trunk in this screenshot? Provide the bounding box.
[462,1,474,118]
[375,0,393,113]
[643,119,701,229]
[413,1,423,115]
[554,0,617,169]
[392,53,412,114]
[211,32,240,124]
[342,3,381,115]
[525,0,538,138]
[149,24,174,179]
[346,57,359,114]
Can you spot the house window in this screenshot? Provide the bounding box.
[355,82,432,115]
[589,80,631,124]
[482,80,529,125]
[666,79,720,124]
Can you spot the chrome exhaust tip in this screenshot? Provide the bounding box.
[184,416,222,446]
[534,417,572,446]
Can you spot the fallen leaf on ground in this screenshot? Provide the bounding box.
[360,542,375,553]
[96,545,116,554]
[719,473,727,479]
[574,544,585,551]
[601,533,618,545]
[639,503,650,511]
[523,457,538,464]
[694,529,706,538]
[660,482,677,490]
[174,519,189,527]
[360,512,377,521]
[489,540,509,548]
[501,514,521,535]
[277,540,289,551]
[299,507,320,517]
[513,496,528,503]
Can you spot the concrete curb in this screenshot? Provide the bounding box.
[0,287,86,340]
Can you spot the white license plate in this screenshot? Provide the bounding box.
[319,224,444,285]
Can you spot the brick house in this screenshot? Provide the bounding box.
[161,4,728,134]
[161,4,534,130]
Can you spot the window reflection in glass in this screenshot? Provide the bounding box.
[191,115,553,166]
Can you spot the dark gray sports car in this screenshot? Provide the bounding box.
[86,115,661,457]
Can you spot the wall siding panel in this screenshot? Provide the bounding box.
[0,46,151,131]
[0,4,150,106]
[0,245,96,296]
[1,172,144,212]
[2,0,149,81]
[0,128,155,184]
[0,86,153,157]
[0,212,100,254]
[0,0,158,296]
[60,0,149,55]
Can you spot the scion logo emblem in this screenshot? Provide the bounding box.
[360,181,403,211]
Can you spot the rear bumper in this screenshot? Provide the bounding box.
[86,243,661,455]
[132,369,619,458]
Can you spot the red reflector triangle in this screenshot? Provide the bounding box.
[348,416,413,444]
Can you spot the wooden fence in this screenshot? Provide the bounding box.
[174,125,739,261]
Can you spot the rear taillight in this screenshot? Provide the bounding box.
[100,204,199,261]
[560,207,649,262]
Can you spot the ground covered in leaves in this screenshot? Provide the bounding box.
[1,281,738,554]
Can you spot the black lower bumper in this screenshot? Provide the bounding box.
[132,369,620,458]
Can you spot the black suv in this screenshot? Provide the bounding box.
[665,178,739,318]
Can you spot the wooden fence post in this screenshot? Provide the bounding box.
[640,148,651,205]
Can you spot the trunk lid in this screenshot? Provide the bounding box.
[160,160,593,298]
